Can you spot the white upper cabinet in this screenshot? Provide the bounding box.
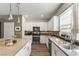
[48,16,59,31]
[53,16,59,31]
[48,18,53,31]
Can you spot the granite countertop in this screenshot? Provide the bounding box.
[48,36,79,56]
[0,37,31,56]
[25,31,59,35]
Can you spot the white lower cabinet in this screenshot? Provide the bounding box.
[51,42,55,56]
[40,36,48,48]
[40,36,47,43]
[52,42,67,56]
[15,40,32,56]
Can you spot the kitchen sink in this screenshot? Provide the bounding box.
[60,43,79,50]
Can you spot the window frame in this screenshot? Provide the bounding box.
[59,5,73,34]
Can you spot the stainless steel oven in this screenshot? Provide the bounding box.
[32,27,40,44]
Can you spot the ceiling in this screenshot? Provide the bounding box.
[0,3,62,22]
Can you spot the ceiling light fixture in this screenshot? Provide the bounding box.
[41,14,44,18]
[8,3,13,20]
[16,3,20,23]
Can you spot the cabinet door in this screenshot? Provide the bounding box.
[56,46,66,56]
[28,41,32,55]
[53,16,59,31]
[48,18,53,31]
[40,36,48,48]
[25,41,31,56]
[51,43,55,56]
[23,46,28,56]
[15,40,32,56]
[52,42,67,56]
[40,36,46,43]
[15,46,27,56]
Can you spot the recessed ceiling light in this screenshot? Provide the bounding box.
[41,14,44,17]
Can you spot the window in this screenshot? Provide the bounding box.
[77,4,79,32]
[59,5,73,35]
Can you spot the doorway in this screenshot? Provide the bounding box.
[4,22,14,39]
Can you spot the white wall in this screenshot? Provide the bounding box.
[53,16,59,31]
[48,16,59,31]
[40,35,48,47]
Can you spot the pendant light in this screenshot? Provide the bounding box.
[17,3,20,23]
[8,3,13,20]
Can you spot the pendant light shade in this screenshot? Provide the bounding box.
[8,3,13,20]
[8,14,13,20]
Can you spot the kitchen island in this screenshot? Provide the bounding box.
[0,37,32,56]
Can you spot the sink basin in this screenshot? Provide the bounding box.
[60,43,79,50]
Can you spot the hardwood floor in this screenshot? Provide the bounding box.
[31,44,49,56]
